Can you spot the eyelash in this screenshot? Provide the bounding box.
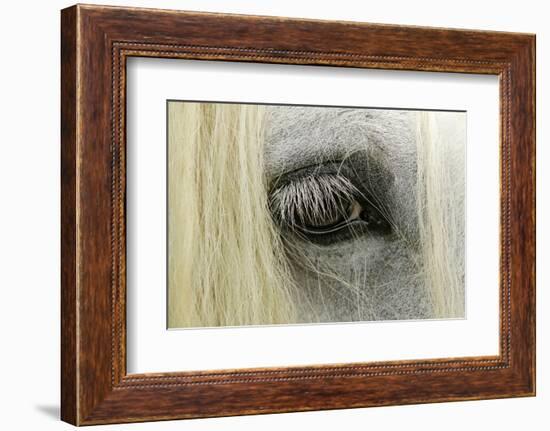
[269,172,391,244]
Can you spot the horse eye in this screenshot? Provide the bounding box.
[300,199,363,234]
[269,170,392,245]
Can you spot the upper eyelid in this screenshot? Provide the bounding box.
[269,172,357,205]
[268,172,360,232]
[268,160,354,192]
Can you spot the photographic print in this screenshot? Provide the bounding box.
[61,5,535,424]
[167,101,466,328]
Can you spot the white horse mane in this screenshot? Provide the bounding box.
[167,102,465,328]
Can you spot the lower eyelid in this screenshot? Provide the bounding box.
[288,201,392,245]
[300,221,353,235]
[293,220,371,246]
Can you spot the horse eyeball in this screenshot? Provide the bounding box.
[269,166,392,245]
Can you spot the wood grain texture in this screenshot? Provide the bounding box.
[60,4,536,425]
[60,6,78,425]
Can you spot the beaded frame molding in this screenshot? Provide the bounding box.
[61,4,535,425]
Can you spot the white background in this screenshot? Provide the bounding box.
[0,0,547,430]
[127,60,499,373]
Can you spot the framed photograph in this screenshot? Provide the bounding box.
[61,4,535,425]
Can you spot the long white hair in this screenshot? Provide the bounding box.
[168,102,464,328]
[168,102,297,327]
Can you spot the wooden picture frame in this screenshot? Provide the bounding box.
[61,4,535,425]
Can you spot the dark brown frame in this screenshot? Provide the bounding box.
[61,4,536,426]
